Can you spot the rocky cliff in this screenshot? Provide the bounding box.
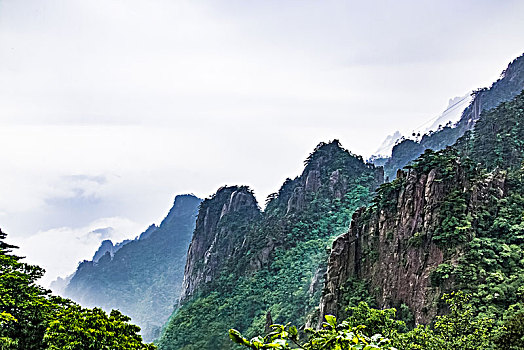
[319,155,506,325]
[180,186,261,301]
[320,90,524,328]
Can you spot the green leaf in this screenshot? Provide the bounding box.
[325,315,337,328]
[229,329,250,346]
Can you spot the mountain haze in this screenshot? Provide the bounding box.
[379,53,524,180]
[63,194,202,341]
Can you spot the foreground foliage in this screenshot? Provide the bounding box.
[231,292,522,350]
[230,315,394,350]
[0,229,155,349]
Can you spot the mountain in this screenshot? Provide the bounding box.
[373,131,403,158]
[370,93,470,165]
[91,238,134,263]
[422,93,471,135]
[49,273,73,295]
[319,90,524,329]
[63,194,202,342]
[49,235,136,295]
[156,140,384,349]
[379,53,524,180]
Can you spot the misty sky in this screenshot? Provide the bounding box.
[1,0,523,286]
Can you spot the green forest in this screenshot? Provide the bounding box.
[156,142,384,349]
[230,292,523,350]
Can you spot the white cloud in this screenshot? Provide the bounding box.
[12,216,145,287]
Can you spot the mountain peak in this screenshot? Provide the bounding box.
[180,185,261,301]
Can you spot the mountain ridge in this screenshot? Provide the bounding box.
[377,53,524,180]
[157,140,384,349]
[62,193,202,342]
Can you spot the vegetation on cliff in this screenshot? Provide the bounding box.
[315,91,524,348]
[434,91,524,323]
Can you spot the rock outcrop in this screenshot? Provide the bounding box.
[254,140,384,271]
[180,186,261,301]
[283,142,383,215]
[319,157,506,326]
[91,238,134,263]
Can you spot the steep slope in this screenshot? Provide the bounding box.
[157,141,383,350]
[181,186,262,301]
[64,194,202,342]
[457,91,524,171]
[381,53,524,180]
[320,90,524,326]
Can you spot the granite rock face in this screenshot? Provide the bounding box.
[181,186,261,301]
[319,161,506,326]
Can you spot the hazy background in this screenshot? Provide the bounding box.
[1,0,523,286]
